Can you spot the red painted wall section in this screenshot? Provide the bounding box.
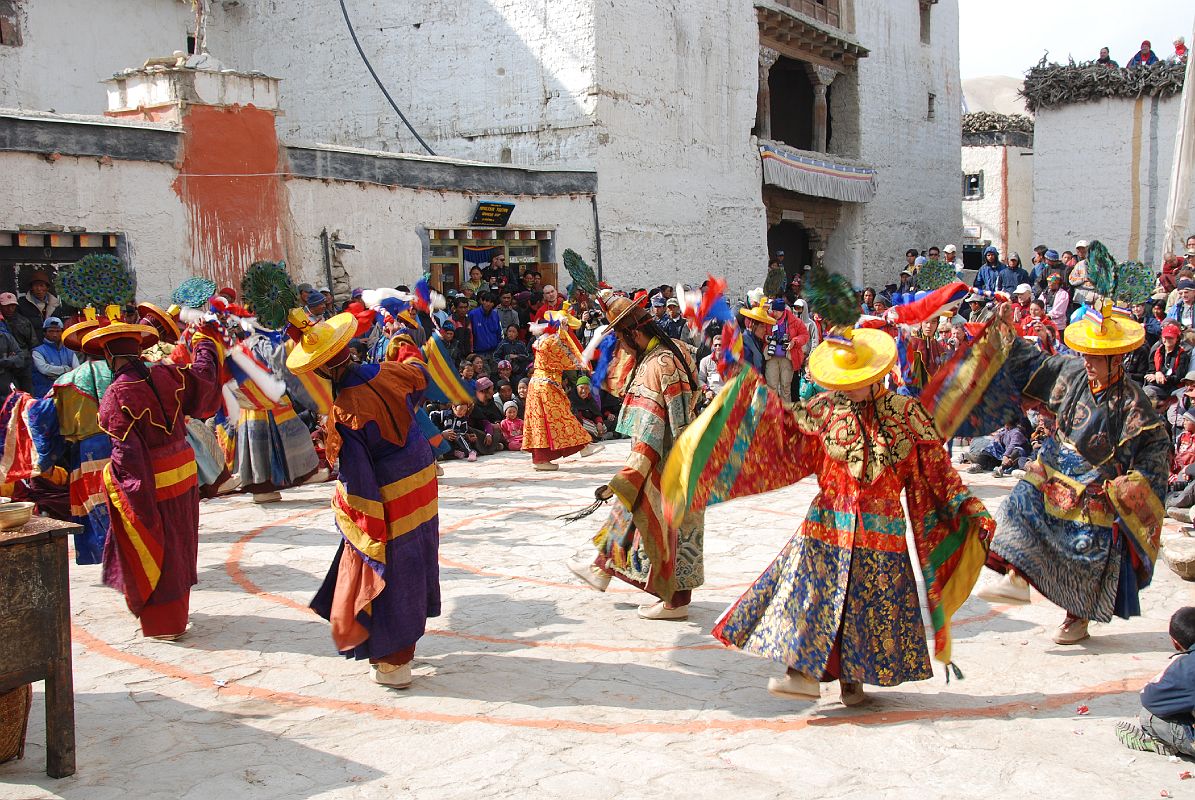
[171,104,288,289]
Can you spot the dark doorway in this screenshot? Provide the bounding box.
[767,220,813,283]
[768,57,831,152]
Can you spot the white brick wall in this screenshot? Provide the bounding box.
[962,143,1033,260]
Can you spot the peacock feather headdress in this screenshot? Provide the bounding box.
[241,260,300,330]
[55,254,136,309]
[804,264,861,330]
[914,258,957,292]
[563,249,598,296]
[172,277,217,309]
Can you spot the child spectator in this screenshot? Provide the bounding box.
[1116,607,1195,756]
[495,325,532,378]
[430,402,479,462]
[499,401,524,450]
[967,415,1029,476]
[459,361,475,383]
[515,377,530,416]
[494,359,515,386]
[470,353,490,381]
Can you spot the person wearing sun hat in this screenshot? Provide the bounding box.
[567,291,704,622]
[88,309,224,640]
[659,264,993,706]
[971,243,1170,647]
[289,312,445,689]
[521,308,601,471]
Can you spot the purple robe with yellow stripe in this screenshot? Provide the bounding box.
[310,359,441,661]
[98,339,222,621]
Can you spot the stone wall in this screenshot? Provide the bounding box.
[1033,94,1194,264]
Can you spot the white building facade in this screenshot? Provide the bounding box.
[961,122,1034,263]
[1,0,962,297]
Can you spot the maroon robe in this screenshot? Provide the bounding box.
[98,339,222,636]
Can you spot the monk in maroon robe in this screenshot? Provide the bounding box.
[87,321,222,639]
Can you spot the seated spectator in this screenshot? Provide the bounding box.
[1144,323,1191,403]
[515,377,530,416]
[430,402,479,462]
[441,321,470,366]
[569,376,612,441]
[1167,278,1195,328]
[468,376,507,454]
[1010,283,1034,325]
[1127,40,1159,67]
[1096,46,1119,68]
[1176,37,1188,63]
[698,335,725,402]
[495,326,532,378]
[967,415,1030,477]
[1042,273,1071,330]
[469,353,490,380]
[499,401,524,451]
[459,360,475,383]
[494,378,515,408]
[30,317,77,397]
[468,291,503,361]
[1116,607,1195,757]
[1018,299,1058,353]
[1167,409,1195,504]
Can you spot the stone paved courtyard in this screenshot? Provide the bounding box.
[2,441,1192,799]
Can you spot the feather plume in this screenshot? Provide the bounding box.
[56,254,136,308]
[362,288,410,308]
[240,260,299,330]
[1085,240,1117,298]
[228,343,286,403]
[590,332,618,388]
[1112,261,1154,306]
[563,249,598,296]
[804,265,860,329]
[580,324,612,364]
[172,277,218,309]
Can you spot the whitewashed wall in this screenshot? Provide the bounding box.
[591,0,768,294]
[206,0,598,166]
[829,0,963,288]
[1034,94,1194,264]
[0,147,596,302]
[961,144,1033,260]
[0,0,192,114]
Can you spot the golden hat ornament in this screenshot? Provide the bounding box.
[285,311,357,375]
[62,306,105,353]
[739,301,775,326]
[1063,300,1145,355]
[807,326,898,392]
[543,302,582,330]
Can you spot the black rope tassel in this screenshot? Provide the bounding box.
[556,497,610,524]
[944,662,965,683]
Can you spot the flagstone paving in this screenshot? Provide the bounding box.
[2,441,1191,799]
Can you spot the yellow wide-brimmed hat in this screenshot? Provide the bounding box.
[80,321,159,358]
[807,327,898,391]
[286,311,356,375]
[739,301,775,326]
[1063,302,1144,356]
[137,302,182,344]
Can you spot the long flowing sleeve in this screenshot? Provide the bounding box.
[904,442,994,664]
[180,338,224,420]
[662,368,817,529]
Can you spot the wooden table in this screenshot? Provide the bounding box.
[0,517,79,778]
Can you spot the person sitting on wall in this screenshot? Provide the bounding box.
[1096,46,1119,68]
[1127,39,1159,67]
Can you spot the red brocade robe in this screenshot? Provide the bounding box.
[99,339,222,627]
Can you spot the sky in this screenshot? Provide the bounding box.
[959,0,1194,79]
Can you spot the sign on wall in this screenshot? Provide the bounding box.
[470,201,516,227]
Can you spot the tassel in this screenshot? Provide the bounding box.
[556,496,610,524]
[944,662,965,683]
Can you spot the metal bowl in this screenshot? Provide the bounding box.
[0,502,34,530]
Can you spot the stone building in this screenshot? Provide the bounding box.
[961,113,1034,266]
[1,0,962,298]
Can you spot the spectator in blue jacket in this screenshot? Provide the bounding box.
[997,252,1031,293]
[1127,40,1159,67]
[974,246,1003,293]
[1117,607,1195,756]
[30,317,77,397]
[468,291,503,360]
[1167,278,1195,329]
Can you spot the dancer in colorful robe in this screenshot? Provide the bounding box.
[88,318,222,639]
[569,295,703,620]
[522,310,601,471]
[25,309,113,563]
[661,266,993,704]
[228,327,319,502]
[967,300,1169,644]
[289,313,441,688]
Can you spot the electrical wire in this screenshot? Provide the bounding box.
[336,0,436,156]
